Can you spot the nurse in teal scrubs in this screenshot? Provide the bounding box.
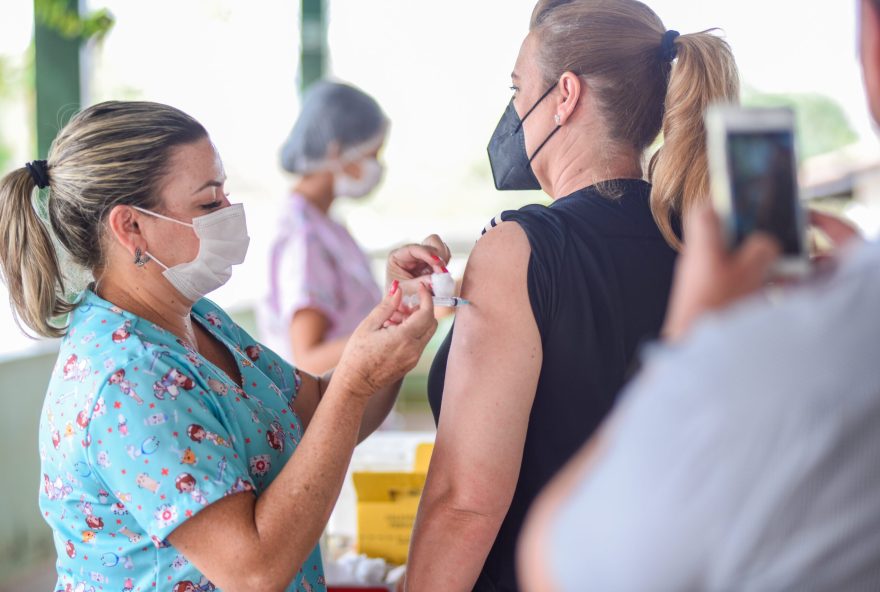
[0,100,445,592]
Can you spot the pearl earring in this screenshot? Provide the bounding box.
[554,114,562,126]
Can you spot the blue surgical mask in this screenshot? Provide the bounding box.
[487,84,560,191]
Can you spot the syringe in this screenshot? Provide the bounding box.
[433,296,471,307]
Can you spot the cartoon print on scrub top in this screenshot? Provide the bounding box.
[62,353,91,382]
[108,369,144,405]
[245,344,263,361]
[153,367,196,401]
[38,291,324,592]
[176,472,210,506]
[111,320,131,343]
[187,423,231,448]
[172,577,217,592]
[177,338,205,367]
[267,420,287,453]
[204,311,222,328]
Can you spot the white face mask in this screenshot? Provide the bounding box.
[133,203,250,302]
[333,158,384,199]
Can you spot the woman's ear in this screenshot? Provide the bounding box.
[106,204,146,258]
[556,71,583,126]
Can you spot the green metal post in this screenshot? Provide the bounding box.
[34,0,82,159]
[300,0,327,94]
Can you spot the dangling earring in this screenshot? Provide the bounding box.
[133,247,148,267]
[554,114,562,126]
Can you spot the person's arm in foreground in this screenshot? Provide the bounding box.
[406,222,543,591]
[167,285,437,591]
[662,209,860,342]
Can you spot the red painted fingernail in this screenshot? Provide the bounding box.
[389,280,399,295]
[441,266,449,273]
[431,254,441,262]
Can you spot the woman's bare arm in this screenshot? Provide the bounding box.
[406,222,542,591]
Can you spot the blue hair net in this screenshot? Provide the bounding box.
[280,80,388,174]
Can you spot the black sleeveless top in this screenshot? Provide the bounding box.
[427,179,679,592]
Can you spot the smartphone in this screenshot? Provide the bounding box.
[706,105,809,276]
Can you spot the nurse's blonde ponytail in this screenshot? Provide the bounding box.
[0,101,208,338]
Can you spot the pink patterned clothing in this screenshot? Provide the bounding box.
[259,193,382,363]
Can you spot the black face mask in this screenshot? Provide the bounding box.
[487,83,560,191]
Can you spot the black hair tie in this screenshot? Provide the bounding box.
[660,30,680,63]
[26,160,50,189]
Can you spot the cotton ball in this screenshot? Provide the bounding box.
[431,272,455,298]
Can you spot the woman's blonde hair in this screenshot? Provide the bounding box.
[0,101,207,338]
[530,0,740,248]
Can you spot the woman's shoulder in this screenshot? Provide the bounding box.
[285,192,333,232]
[47,294,197,423]
[269,193,319,247]
[467,215,550,306]
[555,179,666,237]
[63,291,216,382]
[480,202,568,270]
[483,182,643,243]
[63,291,170,364]
[477,179,661,272]
[272,194,344,257]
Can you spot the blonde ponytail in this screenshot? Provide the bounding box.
[0,168,73,338]
[530,0,741,249]
[0,101,208,338]
[649,31,740,248]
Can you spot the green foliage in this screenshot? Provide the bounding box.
[0,57,7,97]
[743,90,859,159]
[0,53,29,174]
[0,140,12,174]
[34,0,115,43]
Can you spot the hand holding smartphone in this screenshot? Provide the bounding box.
[706,105,809,276]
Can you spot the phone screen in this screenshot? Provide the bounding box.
[726,130,802,255]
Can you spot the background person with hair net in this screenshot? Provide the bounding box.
[259,80,389,375]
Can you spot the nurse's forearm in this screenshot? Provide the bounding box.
[252,380,367,578]
[321,368,401,442]
[168,380,368,590]
[358,378,402,442]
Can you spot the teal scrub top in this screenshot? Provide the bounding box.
[38,289,325,592]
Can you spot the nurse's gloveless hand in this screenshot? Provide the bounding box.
[386,234,451,291]
[662,207,779,343]
[334,281,437,400]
